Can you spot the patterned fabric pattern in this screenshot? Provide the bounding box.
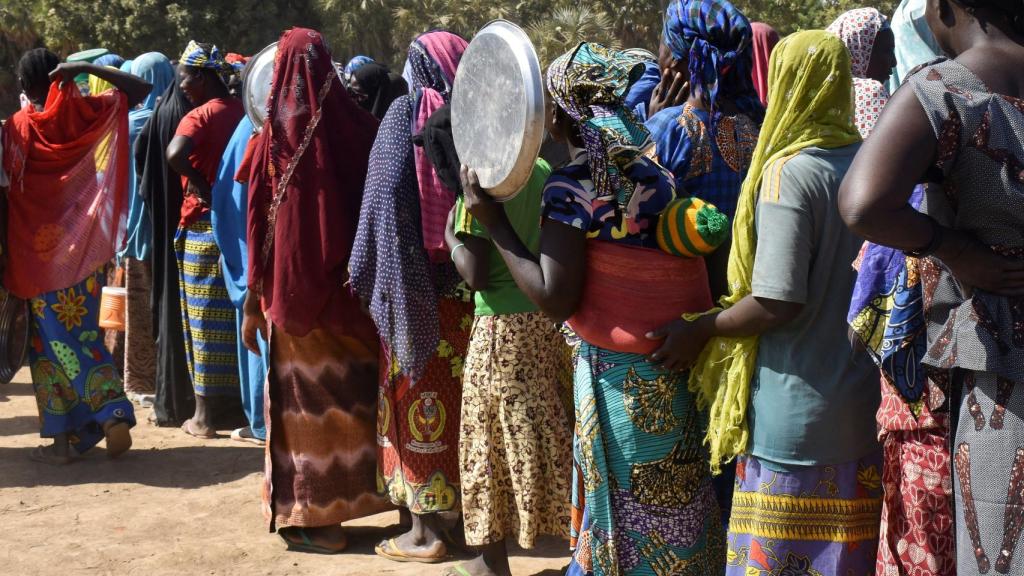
[542,149,676,248]
[29,269,135,454]
[174,214,240,397]
[263,322,391,530]
[953,372,1024,576]
[726,454,883,576]
[123,257,157,395]
[662,0,762,128]
[459,312,573,548]
[377,296,471,514]
[827,8,891,138]
[179,40,233,82]
[546,43,653,212]
[646,103,758,218]
[568,343,725,575]
[910,61,1024,381]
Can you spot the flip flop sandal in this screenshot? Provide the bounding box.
[180,419,218,439]
[103,421,133,459]
[29,445,74,465]
[374,537,447,564]
[230,427,265,446]
[279,528,346,555]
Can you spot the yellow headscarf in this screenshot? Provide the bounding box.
[87,67,118,95]
[687,30,862,473]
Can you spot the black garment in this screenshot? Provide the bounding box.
[135,81,194,426]
[353,63,408,120]
[415,103,460,194]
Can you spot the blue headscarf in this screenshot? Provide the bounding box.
[344,55,374,77]
[118,52,175,262]
[663,0,763,129]
[94,53,124,68]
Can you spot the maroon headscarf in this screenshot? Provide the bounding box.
[246,27,379,337]
[750,22,779,106]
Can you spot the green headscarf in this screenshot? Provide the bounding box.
[687,30,861,473]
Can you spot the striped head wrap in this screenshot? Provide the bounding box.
[179,40,233,82]
[663,0,762,130]
[546,42,652,210]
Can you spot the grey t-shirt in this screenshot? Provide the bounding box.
[748,144,880,468]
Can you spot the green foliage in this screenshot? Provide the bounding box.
[0,0,904,116]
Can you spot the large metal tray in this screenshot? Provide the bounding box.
[451,20,545,201]
[242,42,277,130]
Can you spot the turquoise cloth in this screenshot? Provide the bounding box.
[210,115,267,438]
[888,0,941,91]
[119,52,175,262]
[29,269,136,453]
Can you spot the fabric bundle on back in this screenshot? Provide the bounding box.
[2,81,129,299]
[350,30,468,382]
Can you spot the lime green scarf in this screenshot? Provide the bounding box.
[687,30,862,473]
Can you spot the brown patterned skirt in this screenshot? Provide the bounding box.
[123,258,157,395]
[262,323,391,530]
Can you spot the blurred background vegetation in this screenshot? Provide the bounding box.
[1,0,901,115]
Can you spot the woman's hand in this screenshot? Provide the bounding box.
[646,316,714,372]
[241,290,267,354]
[648,71,689,117]
[460,165,504,229]
[940,232,1024,297]
[48,63,85,87]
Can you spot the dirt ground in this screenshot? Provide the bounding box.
[0,369,569,576]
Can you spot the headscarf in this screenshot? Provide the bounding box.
[353,62,409,120]
[119,52,175,262]
[344,55,374,76]
[827,8,891,137]
[246,27,379,338]
[408,31,469,261]
[179,40,234,83]
[88,67,117,95]
[93,53,124,68]
[663,0,763,129]
[750,22,779,105]
[2,80,130,298]
[120,60,133,73]
[135,79,193,329]
[687,30,861,473]
[888,0,942,90]
[546,42,652,210]
[349,31,467,384]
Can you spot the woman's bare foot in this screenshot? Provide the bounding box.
[29,444,74,465]
[102,419,132,458]
[375,511,447,562]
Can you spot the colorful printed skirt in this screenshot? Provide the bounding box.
[459,311,573,548]
[726,453,883,576]
[123,257,157,396]
[28,269,135,453]
[953,370,1024,576]
[174,214,239,397]
[568,342,725,576]
[263,323,391,530]
[377,296,472,515]
[876,373,955,576]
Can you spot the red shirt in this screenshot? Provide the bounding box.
[174,97,244,227]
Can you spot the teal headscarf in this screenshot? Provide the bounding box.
[118,52,175,262]
[888,0,942,90]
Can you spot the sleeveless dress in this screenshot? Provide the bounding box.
[909,59,1024,576]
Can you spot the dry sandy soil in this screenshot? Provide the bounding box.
[0,369,569,576]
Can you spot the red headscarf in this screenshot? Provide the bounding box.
[2,82,129,298]
[246,27,380,337]
[750,22,780,106]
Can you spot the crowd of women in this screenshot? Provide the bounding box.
[2,0,1022,574]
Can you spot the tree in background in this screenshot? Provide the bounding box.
[1,0,903,117]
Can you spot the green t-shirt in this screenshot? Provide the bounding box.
[454,159,551,316]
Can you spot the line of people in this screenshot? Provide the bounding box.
[2,0,1022,575]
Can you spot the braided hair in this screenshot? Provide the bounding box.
[958,0,1024,35]
[17,48,60,94]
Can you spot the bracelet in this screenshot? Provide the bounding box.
[905,217,944,258]
[450,243,466,262]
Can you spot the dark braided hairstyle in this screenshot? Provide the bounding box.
[16,48,60,94]
[957,0,1024,35]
